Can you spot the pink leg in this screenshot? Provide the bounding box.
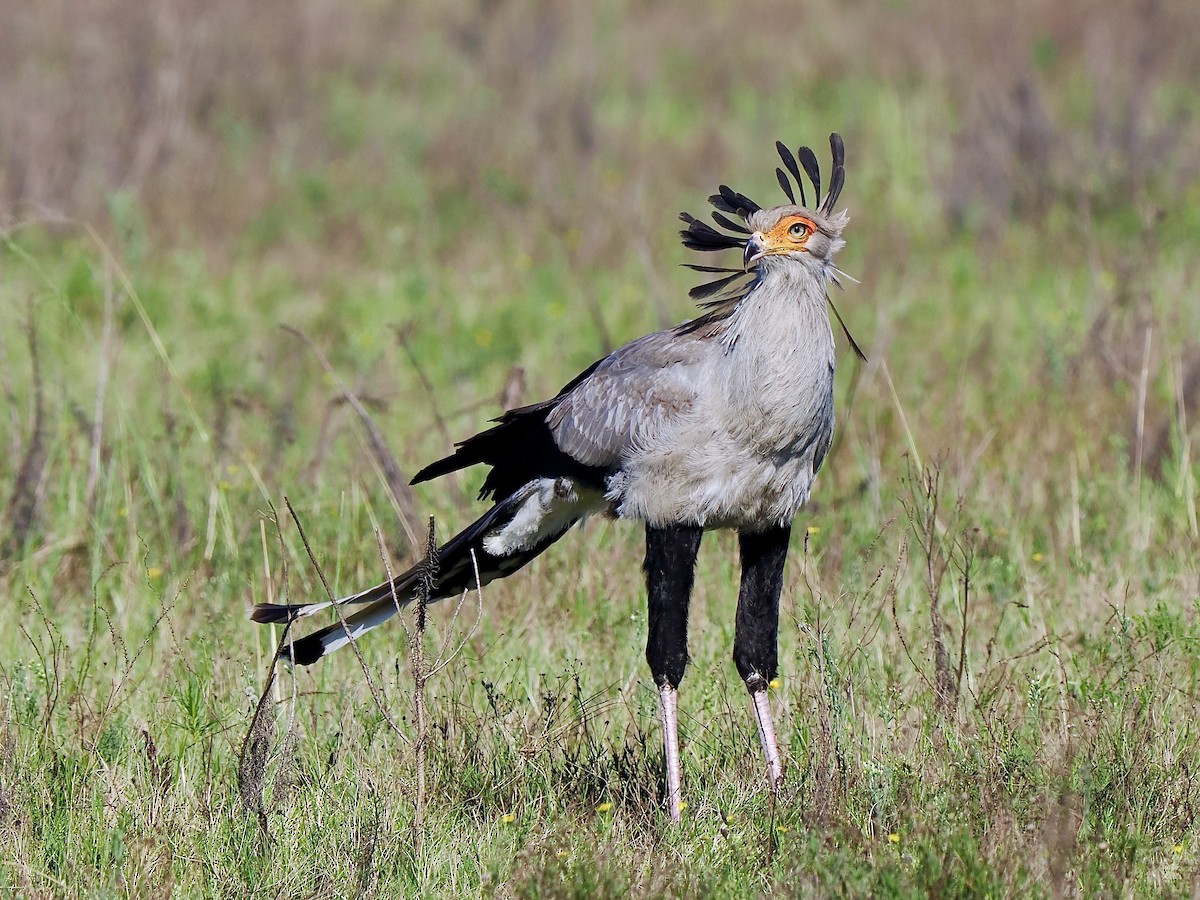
[659,684,684,822]
[751,687,784,790]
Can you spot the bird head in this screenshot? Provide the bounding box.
[679,133,847,279]
[677,133,864,359]
[741,205,849,274]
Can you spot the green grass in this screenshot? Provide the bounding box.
[3,1,1200,896]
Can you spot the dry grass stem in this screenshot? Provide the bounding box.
[283,324,424,549]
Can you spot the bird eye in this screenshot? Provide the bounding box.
[788,222,809,240]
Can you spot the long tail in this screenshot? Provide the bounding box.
[251,477,602,666]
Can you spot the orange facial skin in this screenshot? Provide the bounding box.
[744,214,819,268]
[760,214,817,252]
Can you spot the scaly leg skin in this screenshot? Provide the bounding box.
[659,683,684,823]
[750,684,784,790]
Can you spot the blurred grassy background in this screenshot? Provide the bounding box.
[3,0,1200,895]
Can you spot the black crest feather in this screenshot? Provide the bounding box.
[688,272,748,300]
[776,142,807,207]
[775,168,796,205]
[716,185,760,217]
[682,264,742,274]
[711,211,751,235]
[707,193,738,214]
[680,134,850,319]
[678,212,746,253]
[821,133,845,214]
[797,146,821,208]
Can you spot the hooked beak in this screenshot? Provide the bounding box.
[743,232,767,270]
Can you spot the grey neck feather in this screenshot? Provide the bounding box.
[720,263,834,363]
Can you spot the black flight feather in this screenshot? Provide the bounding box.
[411,358,610,501]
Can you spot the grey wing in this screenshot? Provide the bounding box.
[547,329,710,468]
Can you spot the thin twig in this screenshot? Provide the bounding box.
[887,537,935,697]
[86,262,118,516]
[881,358,921,470]
[282,324,424,549]
[394,325,456,457]
[409,517,438,856]
[283,496,409,745]
[425,549,485,679]
[4,310,48,557]
[1133,325,1152,493]
[955,531,975,698]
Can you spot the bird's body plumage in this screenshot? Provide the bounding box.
[582,268,835,529]
[252,135,857,819]
[419,202,846,533]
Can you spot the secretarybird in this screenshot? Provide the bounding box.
[253,134,861,821]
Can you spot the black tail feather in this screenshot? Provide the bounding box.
[251,603,308,624]
[281,631,326,666]
[277,531,575,668]
[263,488,583,665]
